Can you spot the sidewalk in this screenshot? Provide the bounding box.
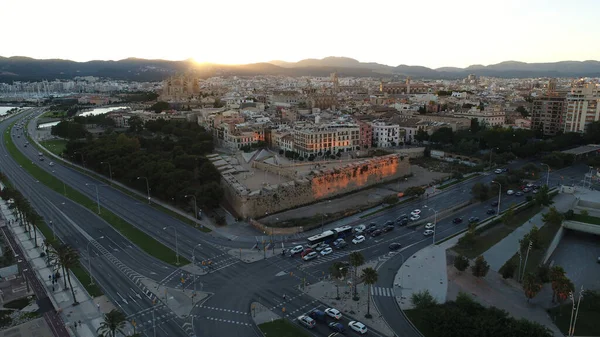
[0,198,110,337]
[483,193,575,271]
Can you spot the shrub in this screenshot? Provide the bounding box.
[411,290,438,309]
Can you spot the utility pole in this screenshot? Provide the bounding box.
[521,241,533,282]
[568,286,585,337]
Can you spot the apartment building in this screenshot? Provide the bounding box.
[371,121,401,148]
[563,82,600,133]
[293,123,360,157]
[454,108,505,127]
[531,96,566,135]
[355,119,373,149]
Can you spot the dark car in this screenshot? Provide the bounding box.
[366,226,378,233]
[491,201,499,207]
[452,217,463,224]
[384,220,393,226]
[389,243,402,251]
[371,229,383,237]
[468,217,479,223]
[487,208,496,215]
[502,168,508,172]
[383,225,394,233]
[329,322,345,333]
[398,218,409,226]
[367,222,377,229]
[515,191,524,196]
[335,241,348,249]
[308,310,327,322]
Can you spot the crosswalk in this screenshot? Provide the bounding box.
[297,251,351,268]
[371,286,396,297]
[127,304,177,332]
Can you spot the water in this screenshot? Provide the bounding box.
[37,106,128,128]
[0,106,17,116]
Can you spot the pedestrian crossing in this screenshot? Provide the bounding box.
[297,251,351,269]
[371,286,396,297]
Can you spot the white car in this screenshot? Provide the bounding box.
[494,169,502,174]
[302,251,318,261]
[325,307,342,320]
[349,321,368,334]
[526,183,534,188]
[298,315,315,328]
[411,209,421,216]
[289,245,304,255]
[320,247,333,256]
[506,189,515,195]
[410,214,421,221]
[425,222,435,229]
[423,229,434,236]
[315,243,329,252]
[354,224,366,234]
[352,235,365,244]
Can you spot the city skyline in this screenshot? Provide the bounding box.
[2,0,600,68]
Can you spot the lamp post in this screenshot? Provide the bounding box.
[137,176,150,204]
[521,240,533,283]
[49,220,56,240]
[541,163,550,187]
[87,236,104,285]
[85,183,101,214]
[491,180,501,215]
[163,226,179,265]
[568,286,585,337]
[185,195,198,220]
[424,206,437,244]
[192,243,202,306]
[101,161,113,185]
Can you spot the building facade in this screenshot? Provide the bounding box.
[563,82,600,133]
[355,119,373,150]
[531,96,566,135]
[371,121,401,148]
[293,123,360,156]
[380,78,429,95]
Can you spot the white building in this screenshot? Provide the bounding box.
[371,121,401,147]
[563,82,600,133]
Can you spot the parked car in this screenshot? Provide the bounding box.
[424,222,435,229]
[468,217,480,223]
[367,222,377,229]
[302,252,318,261]
[366,226,378,234]
[384,220,393,226]
[389,243,402,251]
[523,187,531,193]
[348,321,368,334]
[411,209,421,216]
[410,214,421,221]
[320,247,333,256]
[398,218,409,226]
[423,229,434,236]
[298,315,315,329]
[354,224,366,233]
[352,235,366,244]
[325,307,342,320]
[494,169,503,174]
[371,229,383,237]
[526,183,534,188]
[329,322,345,333]
[396,214,408,222]
[383,224,394,233]
[335,240,348,249]
[452,217,463,224]
[532,189,539,194]
[308,309,327,322]
[502,168,509,172]
[507,190,515,195]
[315,243,329,252]
[487,208,496,215]
[491,201,499,207]
[300,248,314,258]
[515,191,524,196]
[289,245,304,255]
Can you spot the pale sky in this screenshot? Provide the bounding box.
[1,0,599,68]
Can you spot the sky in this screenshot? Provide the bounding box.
[1,0,599,68]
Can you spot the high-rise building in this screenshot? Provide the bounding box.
[531,96,566,136]
[563,82,600,133]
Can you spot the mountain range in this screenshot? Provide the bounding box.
[1,56,600,83]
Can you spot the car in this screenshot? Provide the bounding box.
[348,321,368,334]
[354,224,366,233]
[383,225,394,233]
[352,235,365,244]
[423,229,434,236]
[389,242,402,251]
[302,251,318,261]
[396,214,408,222]
[367,222,377,229]
[289,246,304,255]
[452,217,463,224]
[523,187,531,193]
[515,191,524,196]
[335,240,348,249]
[411,209,421,216]
[366,226,378,233]
[329,322,345,333]
[494,169,502,174]
[320,247,333,256]
[526,183,534,188]
[597,256,600,264]
[410,214,421,221]
[49,162,54,166]
[384,220,393,226]
[398,218,409,226]
[491,201,499,207]
[468,217,480,223]
[301,248,314,257]
[532,189,539,194]
[325,308,342,320]
[315,243,329,252]
[24,144,27,147]
[333,238,344,246]
[371,229,383,237]
[486,208,496,215]
[298,315,315,329]
[38,152,42,156]
[502,168,509,172]
[506,190,515,195]
[308,309,327,322]
[39,157,44,161]
[424,222,435,229]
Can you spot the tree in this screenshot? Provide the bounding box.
[535,265,550,283]
[430,127,454,144]
[470,118,481,133]
[501,206,515,226]
[50,244,80,304]
[549,266,567,303]
[147,101,169,113]
[542,207,564,226]
[362,267,378,318]
[458,228,476,248]
[522,273,542,302]
[471,256,490,279]
[516,105,529,117]
[97,309,127,337]
[404,186,426,198]
[534,185,552,206]
[554,276,574,305]
[471,182,490,202]
[349,252,365,300]
[330,262,348,280]
[410,290,437,309]
[414,129,429,143]
[453,255,469,272]
[502,260,517,279]
[127,116,143,133]
[51,121,88,140]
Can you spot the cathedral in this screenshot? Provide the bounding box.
[160,75,201,102]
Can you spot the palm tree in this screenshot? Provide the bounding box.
[549,266,566,303]
[329,262,349,280]
[97,309,127,337]
[61,245,80,304]
[522,272,542,303]
[349,252,365,300]
[362,267,378,318]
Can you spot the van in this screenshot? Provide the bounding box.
[298,315,315,329]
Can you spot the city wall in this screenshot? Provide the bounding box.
[222,154,410,219]
[251,161,297,180]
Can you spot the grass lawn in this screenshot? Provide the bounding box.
[453,204,542,258]
[572,213,600,225]
[4,122,189,267]
[258,319,311,337]
[40,139,67,156]
[548,297,600,336]
[40,111,66,118]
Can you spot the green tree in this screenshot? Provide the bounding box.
[330,262,349,279]
[349,252,365,300]
[534,185,552,206]
[535,265,550,283]
[430,127,454,144]
[458,228,476,248]
[523,273,542,302]
[148,101,170,113]
[127,116,143,133]
[362,267,378,318]
[502,260,517,279]
[414,129,429,143]
[501,206,515,226]
[471,256,490,279]
[410,290,437,309]
[553,276,574,305]
[542,207,564,226]
[404,186,426,198]
[471,182,490,202]
[549,266,567,303]
[97,309,127,337]
[516,105,529,117]
[453,255,469,272]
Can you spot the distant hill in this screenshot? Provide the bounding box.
[1,56,600,83]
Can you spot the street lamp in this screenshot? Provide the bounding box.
[101,161,113,185]
[192,243,202,306]
[424,205,437,244]
[185,195,198,220]
[541,163,550,187]
[321,213,328,233]
[85,183,101,214]
[163,226,179,265]
[137,177,151,204]
[48,220,56,240]
[87,236,104,285]
[491,180,501,215]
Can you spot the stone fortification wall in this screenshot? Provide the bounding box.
[223,154,410,219]
[251,161,297,179]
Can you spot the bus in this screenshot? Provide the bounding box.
[306,225,354,248]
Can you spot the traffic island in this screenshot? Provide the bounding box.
[228,246,285,263]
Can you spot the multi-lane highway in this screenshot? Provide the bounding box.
[1,108,592,337]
